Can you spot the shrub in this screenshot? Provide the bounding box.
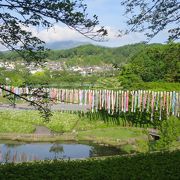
[0,151,180,179]
[154,116,180,150]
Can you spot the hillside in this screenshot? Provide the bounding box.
[0,43,165,66]
[47,43,147,66]
[45,40,89,50]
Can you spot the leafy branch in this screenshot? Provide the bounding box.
[0,86,53,122]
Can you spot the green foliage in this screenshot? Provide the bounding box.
[119,43,180,89]
[2,43,179,90]
[119,64,143,90]
[78,127,144,141]
[93,76,121,89]
[46,113,81,132]
[135,82,180,91]
[0,151,179,179]
[153,116,180,150]
[0,64,31,86]
[0,62,120,88]
[48,43,146,66]
[1,43,146,66]
[120,81,180,91]
[135,139,149,153]
[28,70,51,85]
[131,43,180,82]
[0,110,78,133]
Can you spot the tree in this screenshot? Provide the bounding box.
[121,0,180,41]
[0,0,107,62]
[0,0,107,121]
[119,43,180,90]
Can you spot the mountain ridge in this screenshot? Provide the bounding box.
[45,40,90,50]
[0,42,171,66]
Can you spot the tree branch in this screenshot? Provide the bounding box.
[0,85,52,121]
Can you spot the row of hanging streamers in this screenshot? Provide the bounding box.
[0,86,179,118]
[86,89,180,118]
[0,85,29,96]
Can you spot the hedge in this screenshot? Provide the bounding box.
[0,151,180,180]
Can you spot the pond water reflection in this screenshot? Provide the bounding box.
[0,141,123,163]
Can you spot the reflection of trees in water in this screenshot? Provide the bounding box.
[0,149,2,162]
[4,149,11,163]
[89,144,121,157]
[0,143,65,163]
[1,144,35,163]
[49,144,64,159]
[5,143,23,148]
[1,148,39,163]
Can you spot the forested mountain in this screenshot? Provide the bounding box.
[47,43,147,66]
[0,43,160,66]
[45,40,89,50]
[0,43,179,73]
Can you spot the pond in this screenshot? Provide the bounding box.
[0,141,125,163]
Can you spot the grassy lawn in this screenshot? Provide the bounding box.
[78,127,145,141]
[77,127,147,149]
[0,110,118,133]
[78,127,143,139]
[0,96,24,104]
[0,110,39,133]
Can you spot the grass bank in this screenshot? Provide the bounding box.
[0,110,112,133]
[0,127,147,151]
[0,110,148,152]
[0,110,146,135]
[0,151,179,179]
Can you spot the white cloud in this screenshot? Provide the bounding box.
[29,25,84,43]
[26,24,119,44]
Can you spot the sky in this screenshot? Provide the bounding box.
[84,0,169,47]
[0,0,174,50]
[31,0,168,47]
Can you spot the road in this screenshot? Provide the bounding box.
[0,103,91,112]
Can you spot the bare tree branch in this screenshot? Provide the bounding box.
[121,0,180,41]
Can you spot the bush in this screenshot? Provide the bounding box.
[154,116,180,150]
[0,151,179,179]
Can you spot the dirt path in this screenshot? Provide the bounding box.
[34,126,52,135]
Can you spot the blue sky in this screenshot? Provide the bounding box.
[84,0,169,47]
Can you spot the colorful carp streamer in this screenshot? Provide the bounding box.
[0,86,179,119]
